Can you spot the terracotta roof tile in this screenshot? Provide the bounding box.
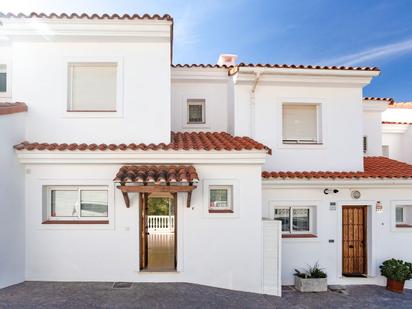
[114,165,199,184]
[262,157,412,180]
[0,12,173,21]
[172,64,231,69]
[236,63,380,72]
[0,102,28,115]
[14,132,271,153]
[389,102,412,109]
[173,63,380,72]
[363,97,394,103]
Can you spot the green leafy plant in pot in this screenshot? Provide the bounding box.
[380,258,412,293]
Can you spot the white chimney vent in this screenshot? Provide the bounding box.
[217,54,238,67]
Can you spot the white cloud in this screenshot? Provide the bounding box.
[322,37,412,66]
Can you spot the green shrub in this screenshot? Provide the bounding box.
[294,262,327,279]
[380,259,412,281]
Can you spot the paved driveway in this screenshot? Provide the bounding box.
[0,282,411,309]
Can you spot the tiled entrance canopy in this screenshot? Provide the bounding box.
[114,165,198,208]
[114,165,199,184]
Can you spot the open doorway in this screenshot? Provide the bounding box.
[139,193,176,272]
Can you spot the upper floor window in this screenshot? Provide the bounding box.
[0,63,11,97]
[0,64,7,93]
[67,62,117,112]
[187,99,205,124]
[282,103,322,144]
[44,186,109,224]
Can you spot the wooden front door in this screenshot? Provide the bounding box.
[139,193,149,270]
[342,206,367,276]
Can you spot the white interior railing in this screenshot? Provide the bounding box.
[148,215,174,233]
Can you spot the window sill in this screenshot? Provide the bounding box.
[67,110,117,112]
[208,209,234,214]
[42,220,109,225]
[282,234,317,239]
[396,224,412,228]
[282,142,323,145]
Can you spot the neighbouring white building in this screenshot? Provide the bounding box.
[1,12,412,296]
[381,101,412,164]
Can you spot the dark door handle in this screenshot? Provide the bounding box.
[349,245,354,248]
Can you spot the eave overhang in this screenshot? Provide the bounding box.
[15,149,269,165]
[232,67,379,87]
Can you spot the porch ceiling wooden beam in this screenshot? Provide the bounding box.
[117,185,196,193]
[117,185,196,208]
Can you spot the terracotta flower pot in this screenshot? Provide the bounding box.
[386,279,405,293]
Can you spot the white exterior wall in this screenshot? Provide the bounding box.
[262,183,412,288]
[0,113,26,288]
[171,69,228,132]
[382,125,412,164]
[235,83,365,171]
[11,41,171,144]
[24,163,268,294]
[363,110,383,156]
[383,108,412,123]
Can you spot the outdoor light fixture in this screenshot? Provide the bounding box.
[323,188,339,195]
[351,190,361,199]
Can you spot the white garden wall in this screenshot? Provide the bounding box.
[0,112,26,288]
[262,183,412,288]
[24,163,271,294]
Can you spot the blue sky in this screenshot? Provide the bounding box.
[1,0,412,100]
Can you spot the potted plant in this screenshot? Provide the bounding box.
[380,258,412,293]
[294,262,327,292]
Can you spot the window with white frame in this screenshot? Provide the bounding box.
[382,145,390,158]
[282,103,321,144]
[209,185,233,213]
[46,186,108,222]
[68,62,117,112]
[187,99,205,124]
[273,206,315,234]
[0,64,7,93]
[395,205,412,227]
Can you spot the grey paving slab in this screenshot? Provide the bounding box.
[0,282,411,309]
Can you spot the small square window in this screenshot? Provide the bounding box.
[273,206,314,234]
[209,185,232,213]
[46,186,108,223]
[0,64,7,93]
[68,62,117,112]
[187,99,205,124]
[395,205,412,228]
[282,103,321,144]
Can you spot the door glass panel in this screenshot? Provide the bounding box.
[274,208,290,232]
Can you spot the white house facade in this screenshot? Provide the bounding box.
[1,12,412,296]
